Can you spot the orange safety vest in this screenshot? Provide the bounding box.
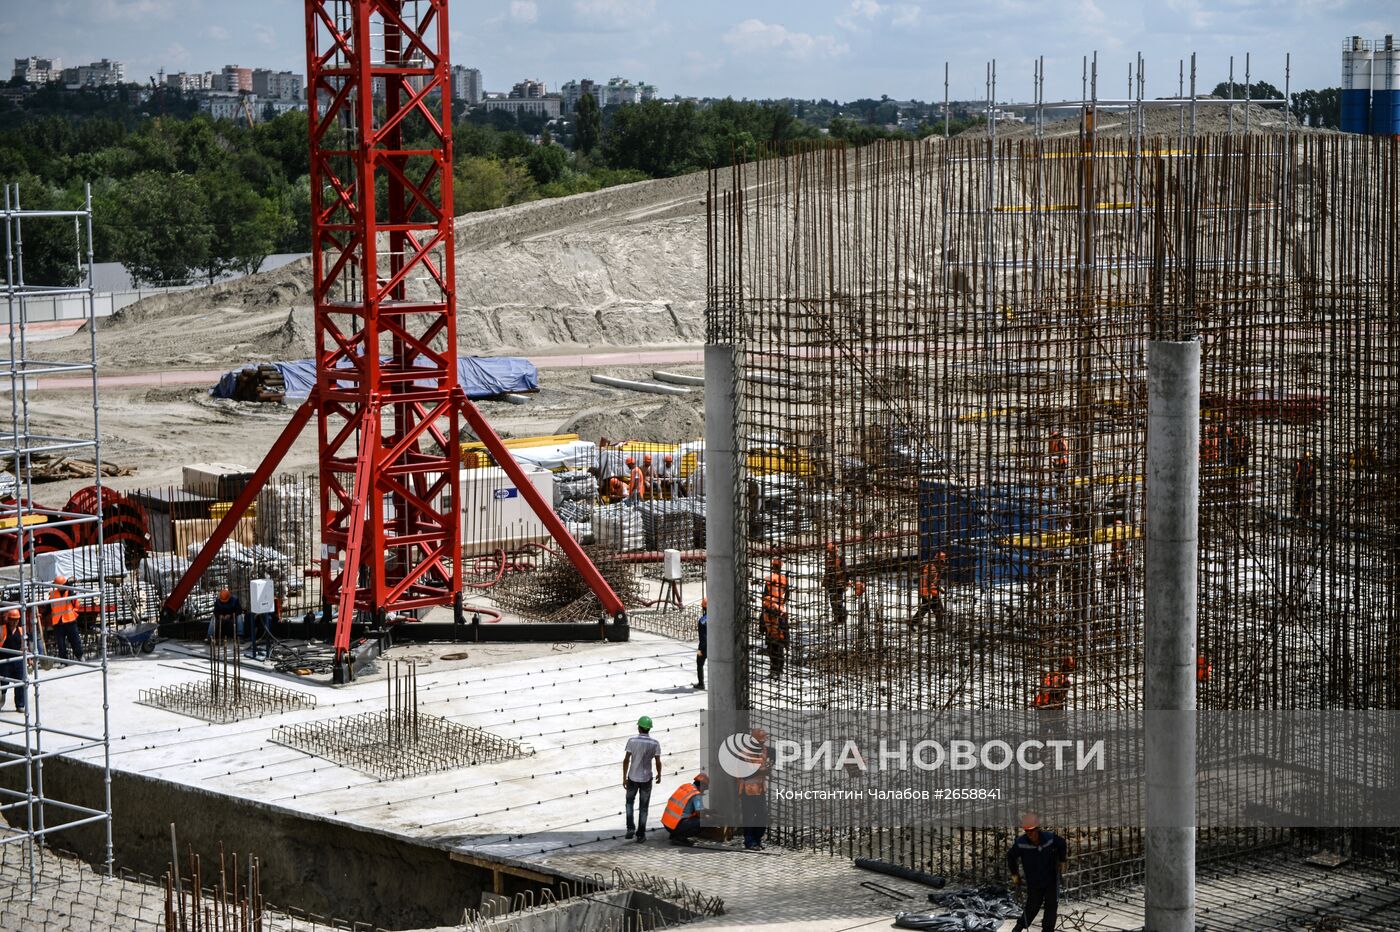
[1049,434,1069,468]
[919,562,942,599]
[737,749,769,796]
[660,783,701,830]
[629,466,646,497]
[50,590,78,626]
[762,572,788,613]
[1197,655,1212,683]
[823,552,846,590]
[1034,671,1070,708]
[1294,458,1315,482]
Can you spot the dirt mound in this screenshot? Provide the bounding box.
[563,395,704,445]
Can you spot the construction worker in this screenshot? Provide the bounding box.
[641,454,655,499]
[660,772,711,846]
[737,728,772,850]
[1223,422,1250,467]
[1006,811,1068,932]
[822,541,849,630]
[1034,656,1075,711]
[622,715,663,843]
[625,456,646,504]
[695,597,707,690]
[1106,519,1130,590]
[910,551,948,629]
[45,576,82,662]
[852,580,871,647]
[761,557,789,679]
[660,453,678,498]
[0,608,25,712]
[1048,430,1069,472]
[210,588,243,642]
[1197,653,1212,684]
[1292,451,1317,519]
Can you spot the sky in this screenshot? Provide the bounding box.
[1,1,1394,103]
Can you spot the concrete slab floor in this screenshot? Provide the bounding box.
[4,625,1399,931]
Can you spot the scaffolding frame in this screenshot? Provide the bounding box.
[0,182,114,893]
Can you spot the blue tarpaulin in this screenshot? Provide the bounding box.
[211,356,539,401]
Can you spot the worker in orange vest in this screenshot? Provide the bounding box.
[822,541,849,629]
[737,728,772,850]
[1197,654,1212,684]
[660,772,711,846]
[0,608,26,712]
[45,576,82,662]
[761,558,789,679]
[625,456,646,504]
[1048,430,1069,471]
[641,454,655,499]
[1034,656,1075,711]
[911,551,948,629]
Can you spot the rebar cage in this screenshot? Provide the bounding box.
[707,133,1400,886]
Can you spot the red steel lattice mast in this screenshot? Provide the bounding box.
[163,1,625,678]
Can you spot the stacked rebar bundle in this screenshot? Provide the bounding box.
[707,131,1400,887]
[270,661,528,780]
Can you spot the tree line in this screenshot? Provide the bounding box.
[0,79,1343,287]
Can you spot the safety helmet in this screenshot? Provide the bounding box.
[664,454,673,462]
[4,608,19,620]
[853,581,866,597]
[1021,813,1041,830]
[637,715,653,730]
[53,575,68,586]
[771,557,782,569]
[1061,655,1076,672]
[694,772,710,787]
[626,457,636,466]
[701,597,708,609]
[218,588,231,600]
[643,454,652,464]
[751,727,769,742]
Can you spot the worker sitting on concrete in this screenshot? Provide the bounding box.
[210,588,243,643]
[44,576,82,662]
[0,608,26,712]
[659,453,677,498]
[761,558,788,679]
[661,772,711,846]
[910,551,948,629]
[823,541,849,630]
[695,597,707,690]
[622,715,662,843]
[1007,812,1068,932]
[641,454,655,499]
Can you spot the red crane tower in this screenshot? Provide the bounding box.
[163,0,625,680]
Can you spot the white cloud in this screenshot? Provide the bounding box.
[92,0,177,22]
[510,0,538,24]
[254,24,276,47]
[164,42,191,67]
[724,19,849,61]
[573,0,656,17]
[202,25,229,41]
[836,0,921,32]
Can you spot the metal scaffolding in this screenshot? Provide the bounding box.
[707,69,1400,886]
[0,183,114,890]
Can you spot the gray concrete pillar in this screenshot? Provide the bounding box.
[1144,339,1199,932]
[703,343,742,817]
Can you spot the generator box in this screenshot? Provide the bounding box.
[456,465,555,557]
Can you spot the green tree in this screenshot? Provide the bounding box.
[108,171,212,285]
[0,176,81,286]
[526,144,568,186]
[602,100,702,177]
[574,92,601,154]
[1211,80,1284,100]
[453,157,536,213]
[198,171,288,282]
[1291,88,1342,129]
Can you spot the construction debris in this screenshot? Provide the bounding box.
[223,365,286,404]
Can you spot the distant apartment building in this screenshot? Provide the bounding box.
[166,71,216,92]
[13,57,62,85]
[560,78,597,114]
[251,69,304,101]
[479,96,561,119]
[61,59,125,88]
[600,77,656,107]
[214,65,253,94]
[510,78,547,99]
[198,91,257,122]
[451,65,482,104]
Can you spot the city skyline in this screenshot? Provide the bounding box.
[2,1,1395,103]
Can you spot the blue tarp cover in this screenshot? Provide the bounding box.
[211,356,539,401]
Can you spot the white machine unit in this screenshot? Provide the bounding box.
[249,578,277,614]
[456,465,556,556]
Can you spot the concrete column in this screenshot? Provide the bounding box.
[1144,339,1199,932]
[704,343,742,817]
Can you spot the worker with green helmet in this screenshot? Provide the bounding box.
[622,714,662,843]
